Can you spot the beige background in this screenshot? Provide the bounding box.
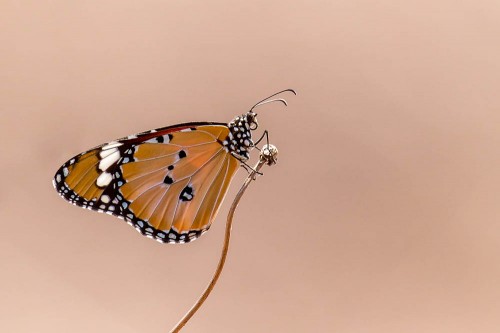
[2,1,500,332]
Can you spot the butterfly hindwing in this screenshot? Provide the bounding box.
[54,123,241,243]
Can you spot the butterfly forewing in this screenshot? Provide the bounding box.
[53,123,241,243]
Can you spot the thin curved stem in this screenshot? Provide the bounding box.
[170,158,268,333]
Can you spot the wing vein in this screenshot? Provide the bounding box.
[206,155,231,224]
[187,153,229,231]
[133,141,218,163]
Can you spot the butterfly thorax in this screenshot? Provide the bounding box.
[223,113,254,161]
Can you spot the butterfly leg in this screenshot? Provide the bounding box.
[240,163,253,174]
[242,130,272,179]
[243,166,261,180]
[240,160,263,178]
[253,130,269,149]
[231,152,264,178]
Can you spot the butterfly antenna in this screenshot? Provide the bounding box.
[253,98,288,109]
[250,89,296,112]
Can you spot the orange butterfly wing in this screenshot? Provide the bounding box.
[54,123,241,243]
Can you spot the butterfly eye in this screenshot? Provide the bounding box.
[249,120,258,130]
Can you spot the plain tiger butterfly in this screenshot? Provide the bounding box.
[53,89,295,244]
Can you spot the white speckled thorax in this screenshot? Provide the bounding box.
[223,113,254,161]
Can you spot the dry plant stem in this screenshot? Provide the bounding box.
[170,158,268,333]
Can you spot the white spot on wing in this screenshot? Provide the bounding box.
[96,172,112,187]
[102,141,122,150]
[99,150,120,171]
[101,195,110,203]
[146,134,170,144]
[100,147,117,158]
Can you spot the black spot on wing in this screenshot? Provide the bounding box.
[180,185,194,202]
[164,175,174,185]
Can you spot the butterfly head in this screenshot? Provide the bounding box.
[245,110,259,130]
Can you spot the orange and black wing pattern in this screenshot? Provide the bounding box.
[53,122,248,243]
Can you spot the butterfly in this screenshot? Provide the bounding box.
[53,89,295,244]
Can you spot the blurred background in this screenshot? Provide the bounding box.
[1,1,500,332]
